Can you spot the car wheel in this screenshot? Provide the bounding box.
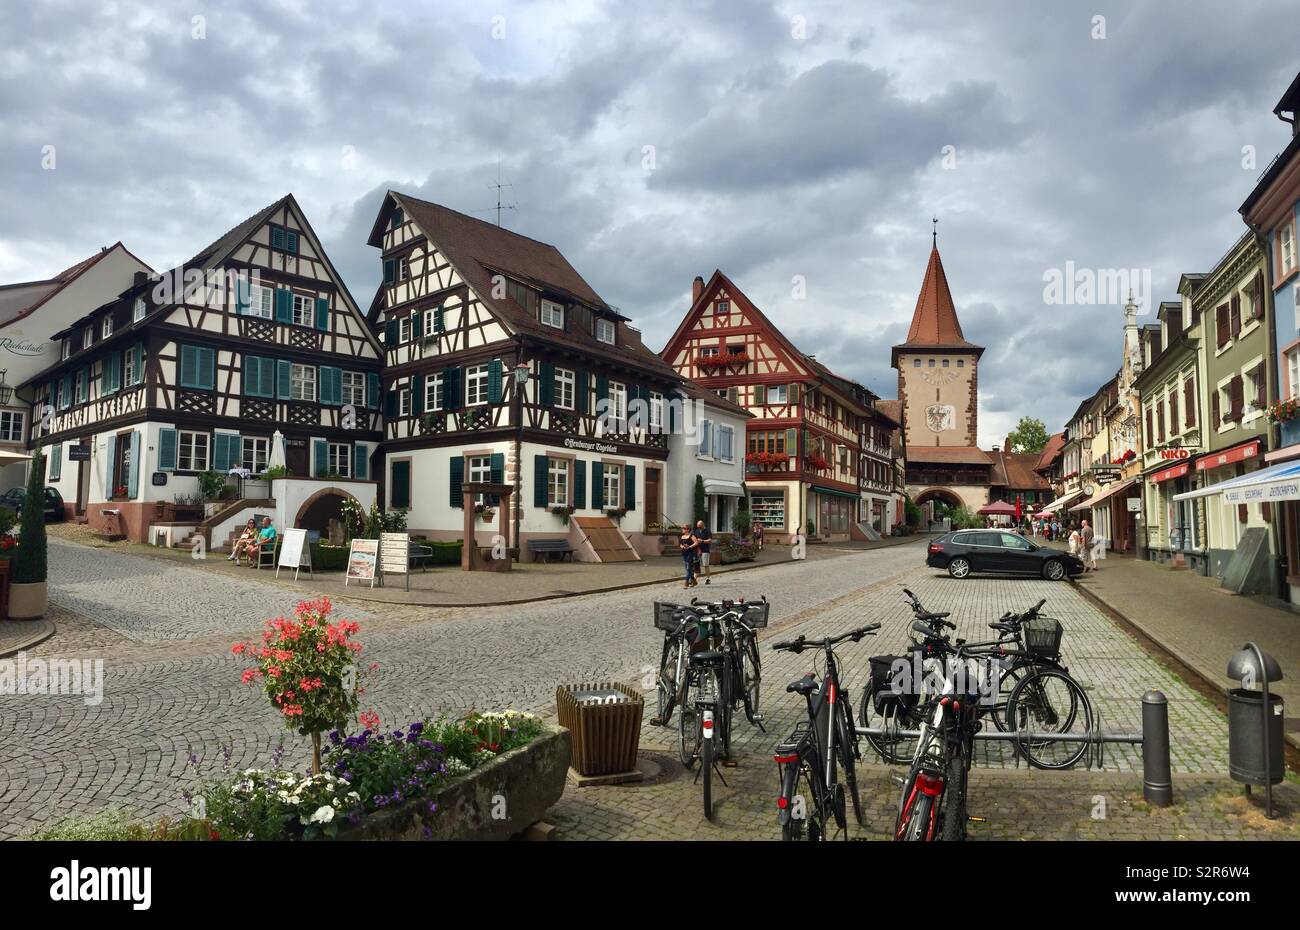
[947,557,971,579]
[1042,559,1066,581]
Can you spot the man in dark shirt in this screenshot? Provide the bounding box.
[693,519,713,585]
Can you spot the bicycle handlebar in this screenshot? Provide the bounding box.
[771,622,879,653]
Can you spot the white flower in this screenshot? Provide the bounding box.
[310,805,335,824]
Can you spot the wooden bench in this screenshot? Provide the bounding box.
[528,539,575,563]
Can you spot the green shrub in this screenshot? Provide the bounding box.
[198,470,228,501]
[718,538,757,564]
[693,475,707,526]
[310,543,350,571]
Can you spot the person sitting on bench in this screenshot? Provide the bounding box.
[229,519,258,565]
[246,517,277,566]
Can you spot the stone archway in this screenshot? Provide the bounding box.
[912,487,965,526]
[294,487,362,543]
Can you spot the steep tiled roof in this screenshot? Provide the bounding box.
[990,449,1052,490]
[875,399,902,425]
[901,245,978,348]
[905,445,991,466]
[393,193,679,380]
[1035,432,1066,471]
[185,196,290,272]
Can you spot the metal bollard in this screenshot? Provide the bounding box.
[1141,690,1173,807]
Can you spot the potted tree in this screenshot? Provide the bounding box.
[10,450,48,619]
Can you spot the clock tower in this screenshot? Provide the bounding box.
[890,236,991,512]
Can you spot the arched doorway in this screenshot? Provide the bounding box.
[294,487,361,543]
[913,487,964,528]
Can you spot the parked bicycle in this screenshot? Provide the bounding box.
[771,621,879,840]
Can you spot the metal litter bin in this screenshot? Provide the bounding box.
[556,681,644,777]
[1225,643,1285,818]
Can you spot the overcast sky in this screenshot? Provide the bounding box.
[2,0,1296,445]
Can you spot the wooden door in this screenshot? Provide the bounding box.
[644,468,661,526]
[75,440,91,515]
[286,441,309,478]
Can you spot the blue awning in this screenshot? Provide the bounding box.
[1173,460,1300,503]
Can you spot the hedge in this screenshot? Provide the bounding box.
[310,540,463,571]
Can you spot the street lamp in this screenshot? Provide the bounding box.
[0,370,12,406]
[512,362,530,386]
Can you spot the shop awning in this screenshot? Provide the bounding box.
[703,478,745,497]
[1148,461,1190,483]
[1173,460,1300,503]
[1069,478,1136,512]
[1041,489,1084,513]
[809,484,859,501]
[1195,439,1260,472]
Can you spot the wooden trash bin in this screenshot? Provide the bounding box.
[556,681,644,778]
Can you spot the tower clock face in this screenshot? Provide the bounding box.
[919,367,961,385]
[925,403,955,433]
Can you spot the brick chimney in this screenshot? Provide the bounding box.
[692,275,704,304]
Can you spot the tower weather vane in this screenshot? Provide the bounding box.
[932,216,938,245]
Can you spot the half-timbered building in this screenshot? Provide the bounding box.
[21,194,383,542]
[367,192,682,559]
[661,271,895,543]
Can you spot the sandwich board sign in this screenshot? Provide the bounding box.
[379,533,411,591]
[344,538,379,587]
[276,528,313,580]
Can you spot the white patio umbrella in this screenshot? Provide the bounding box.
[0,450,31,467]
[267,430,286,473]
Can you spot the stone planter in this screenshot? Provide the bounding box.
[8,581,46,620]
[334,724,571,841]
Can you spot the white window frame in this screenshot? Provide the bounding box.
[547,457,569,506]
[397,257,409,281]
[178,430,210,472]
[399,387,411,417]
[124,349,138,387]
[424,372,444,411]
[602,464,621,510]
[468,454,492,505]
[133,298,146,323]
[290,363,317,402]
[61,339,71,361]
[291,293,314,327]
[342,371,366,407]
[399,316,412,344]
[102,316,113,339]
[649,392,664,432]
[465,364,489,406]
[541,300,564,329]
[608,381,627,432]
[242,436,269,474]
[248,284,273,320]
[0,410,24,443]
[718,424,735,462]
[1287,345,1300,400]
[82,328,92,350]
[767,384,788,405]
[555,367,574,410]
[1281,222,1297,278]
[327,442,352,478]
[596,318,615,345]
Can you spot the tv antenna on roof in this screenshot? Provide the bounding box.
[470,157,517,226]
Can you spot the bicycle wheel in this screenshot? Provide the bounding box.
[678,678,700,768]
[717,667,733,760]
[836,698,864,826]
[702,722,714,820]
[784,761,826,841]
[939,751,967,841]
[656,638,683,725]
[741,635,762,724]
[859,680,922,765]
[1006,668,1089,770]
[895,776,935,842]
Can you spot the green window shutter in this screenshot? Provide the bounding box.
[243,356,259,396]
[126,431,141,499]
[333,367,344,405]
[259,357,275,397]
[104,353,120,394]
[449,456,464,508]
[785,428,797,454]
[158,427,177,471]
[435,304,445,332]
[443,366,461,411]
[596,374,609,404]
[213,433,238,472]
[534,455,549,507]
[624,464,636,511]
[285,230,299,254]
[235,277,251,314]
[383,259,395,284]
[315,297,329,331]
[539,362,554,406]
[576,370,590,414]
[271,226,286,250]
[313,439,328,477]
[411,373,423,415]
[754,384,766,405]
[489,452,504,505]
[60,374,71,410]
[179,346,197,388]
[274,288,292,323]
[354,443,368,480]
[591,462,603,509]
[199,347,215,389]
[789,383,800,405]
[385,389,397,419]
[488,359,503,404]
[367,372,380,409]
[49,444,62,481]
[574,460,586,509]
[385,318,398,344]
[391,460,411,508]
[319,366,338,405]
[276,359,292,399]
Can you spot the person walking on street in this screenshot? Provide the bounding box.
[1067,521,1081,558]
[678,526,699,589]
[1081,519,1097,572]
[693,519,713,585]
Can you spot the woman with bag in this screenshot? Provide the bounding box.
[678,526,700,589]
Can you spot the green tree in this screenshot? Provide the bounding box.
[12,451,48,584]
[1004,417,1050,454]
[693,475,707,525]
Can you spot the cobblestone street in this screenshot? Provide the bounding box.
[0,536,1250,839]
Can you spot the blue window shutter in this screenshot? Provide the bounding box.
[385,318,398,344]
[59,375,70,410]
[539,362,554,406]
[367,372,380,409]
[443,366,461,411]
[596,374,608,404]
[179,346,196,388]
[315,296,329,331]
[104,435,115,487]
[449,456,464,508]
[489,452,504,505]
[318,366,336,405]
[200,347,215,389]
[574,460,586,509]
[158,427,177,471]
[285,230,299,253]
[236,277,250,314]
[591,462,603,509]
[212,433,229,472]
[243,356,259,396]
[624,465,636,510]
[127,431,141,499]
[435,304,445,332]
[103,354,118,394]
[383,260,395,284]
[48,444,62,481]
[313,439,328,477]
[411,373,423,415]
[354,443,368,480]
[276,359,291,399]
[700,419,711,456]
[275,288,292,323]
[534,455,548,508]
[576,370,589,414]
[271,226,286,250]
[488,359,503,404]
[332,367,343,405]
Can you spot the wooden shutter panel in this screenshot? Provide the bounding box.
[383,259,395,284]
[576,370,590,414]
[595,374,609,407]
[1230,294,1241,336]
[285,230,299,254]
[391,460,410,508]
[1185,379,1195,427]
[277,359,292,400]
[1146,408,1153,445]
[574,460,586,509]
[127,431,141,499]
[1212,388,1220,427]
[488,359,503,404]
[1217,306,1229,347]
[591,462,603,509]
[49,444,61,481]
[275,288,292,323]
[1230,375,1244,420]
[754,384,766,405]
[411,373,423,415]
[199,347,215,389]
[624,464,635,510]
[443,366,461,411]
[435,304,445,332]
[385,389,397,419]
[353,443,369,480]
[539,362,554,406]
[367,372,380,409]
[1255,363,1267,405]
[534,455,549,507]
[180,345,197,387]
[489,452,505,504]
[785,428,797,454]
[385,318,398,345]
[158,427,177,471]
[1252,273,1265,320]
[235,277,251,315]
[212,433,229,472]
[789,383,800,405]
[313,439,328,477]
[1158,401,1165,441]
[449,456,464,508]
[314,297,329,331]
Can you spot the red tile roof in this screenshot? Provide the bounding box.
[901,245,977,348]
[1035,432,1066,471]
[989,449,1052,490]
[905,445,991,465]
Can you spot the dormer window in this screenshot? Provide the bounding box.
[82,328,93,350]
[133,297,146,322]
[390,207,404,230]
[540,299,564,329]
[716,300,730,315]
[61,339,71,361]
[595,318,615,345]
[102,316,113,339]
[270,224,300,254]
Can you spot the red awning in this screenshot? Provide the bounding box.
[1195,439,1261,471]
[1149,463,1189,483]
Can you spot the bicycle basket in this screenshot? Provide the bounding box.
[1023,617,1063,658]
[739,600,770,629]
[654,601,686,632]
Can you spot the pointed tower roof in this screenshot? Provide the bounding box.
[891,240,982,367]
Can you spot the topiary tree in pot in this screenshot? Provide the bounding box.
[693,474,707,526]
[10,450,49,619]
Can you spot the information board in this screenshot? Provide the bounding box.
[276,528,312,580]
[379,533,411,591]
[344,538,379,587]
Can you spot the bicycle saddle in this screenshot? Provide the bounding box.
[786,673,818,695]
[691,650,725,664]
[989,621,1018,633]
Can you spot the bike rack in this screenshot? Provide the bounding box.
[856,689,1173,807]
